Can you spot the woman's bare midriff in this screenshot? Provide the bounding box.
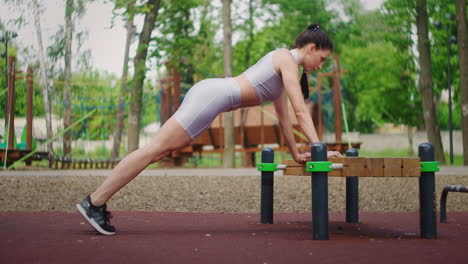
[234,75,260,107]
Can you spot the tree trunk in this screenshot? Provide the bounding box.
[244,0,254,66]
[407,125,414,156]
[222,0,235,168]
[127,0,161,152]
[455,0,468,165]
[63,0,73,156]
[415,0,446,163]
[111,3,134,158]
[32,0,53,154]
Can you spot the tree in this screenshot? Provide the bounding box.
[454,0,468,165]
[111,1,135,158]
[222,0,235,168]
[32,0,53,154]
[63,0,74,156]
[416,0,446,163]
[60,0,89,156]
[127,0,161,152]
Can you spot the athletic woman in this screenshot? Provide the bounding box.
[77,23,342,235]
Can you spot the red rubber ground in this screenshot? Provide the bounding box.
[1,211,467,263]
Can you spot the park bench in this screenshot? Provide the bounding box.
[257,142,439,240]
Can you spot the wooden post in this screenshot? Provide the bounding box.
[166,77,172,122]
[317,74,323,141]
[26,66,33,151]
[173,68,181,112]
[240,109,249,167]
[261,105,264,148]
[333,54,342,142]
[6,56,16,149]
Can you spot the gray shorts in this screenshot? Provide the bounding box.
[173,77,241,139]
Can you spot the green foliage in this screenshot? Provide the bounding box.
[437,101,461,130]
[341,42,422,132]
[382,0,463,132]
[152,0,222,79]
[334,7,421,133]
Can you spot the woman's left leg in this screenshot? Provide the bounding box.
[90,117,192,206]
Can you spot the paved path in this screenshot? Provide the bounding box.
[1,211,468,264]
[1,166,467,177]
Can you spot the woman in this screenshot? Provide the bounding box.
[77,23,342,235]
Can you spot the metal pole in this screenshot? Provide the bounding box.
[260,147,274,224]
[446,23,454,165]
[345,148,359,223]
[311,142,329,240]
[440,185,468,223]
[418,142,437,238]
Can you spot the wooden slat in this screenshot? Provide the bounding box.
[366,158,384,177]
[329,168,343,177]
[284,167,307,176]
[402,158,421,177]
[281,157,422,177]
[343,157,367,177]
[284,160,302,167]
[384,158,402,177]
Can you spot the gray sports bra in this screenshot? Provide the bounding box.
[242,49,299,103]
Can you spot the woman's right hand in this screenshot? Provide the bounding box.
[294,152,311,164]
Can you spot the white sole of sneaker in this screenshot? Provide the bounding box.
[76,204,116,235]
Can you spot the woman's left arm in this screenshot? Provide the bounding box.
[274,50,320,144]
[273,50,342,159]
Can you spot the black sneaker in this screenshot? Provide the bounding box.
[76,195,116,235]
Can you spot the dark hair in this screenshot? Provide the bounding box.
[293,24,333,51]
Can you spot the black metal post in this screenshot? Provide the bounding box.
[418,143,437,238]
[260,147,274,224]
[345,148,359,223]
[311,142,329,240]
[440,185,468,223]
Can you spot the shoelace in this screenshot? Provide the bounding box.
[104,210,113,225]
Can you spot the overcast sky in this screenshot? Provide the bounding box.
[1,0,384,78]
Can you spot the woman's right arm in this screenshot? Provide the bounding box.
[274,92,298,160]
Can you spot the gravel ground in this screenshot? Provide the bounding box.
[1,168,467,213]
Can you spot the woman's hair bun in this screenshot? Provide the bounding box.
[307,24,320,31]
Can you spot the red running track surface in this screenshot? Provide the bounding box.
[1,211,467,264]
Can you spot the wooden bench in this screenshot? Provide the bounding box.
[258,142,439,240]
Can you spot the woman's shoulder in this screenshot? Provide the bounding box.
[272,48,296,66]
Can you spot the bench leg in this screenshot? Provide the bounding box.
[260,148,274,224]
[345,148,359,223]
[418,142,437,238]
[312,143,329,240]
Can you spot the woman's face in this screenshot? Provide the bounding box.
[302,44,331,72]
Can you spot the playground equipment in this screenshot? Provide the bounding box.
[440,185,468,222]
[258,142,439,240]
[1,57,46,167]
